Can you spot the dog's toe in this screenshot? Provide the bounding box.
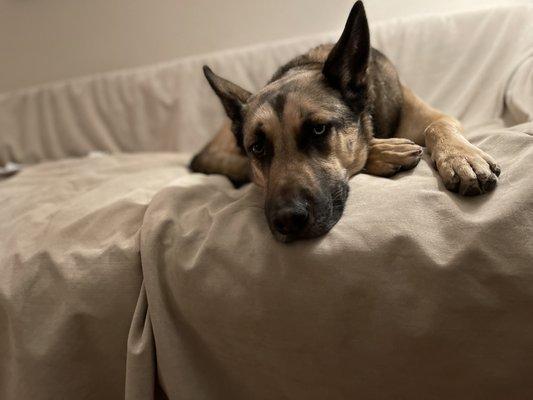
[438,155,499,196]
[399,147,424,170]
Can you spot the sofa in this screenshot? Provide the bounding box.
[1,5,532,400]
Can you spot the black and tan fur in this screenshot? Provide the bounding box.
[190,1,501,242]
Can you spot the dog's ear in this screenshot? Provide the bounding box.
[203,65,251,124]
[323,1,370,109]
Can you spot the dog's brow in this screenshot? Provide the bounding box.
[300,107,345,125]
[245,121,269,148]
[269,93,286,121]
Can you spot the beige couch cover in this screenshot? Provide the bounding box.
[1,5,532,400]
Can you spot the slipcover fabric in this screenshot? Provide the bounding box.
[0,5,532,400]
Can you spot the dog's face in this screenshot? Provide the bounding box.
[204,1,372,242]
[241,71,370,242]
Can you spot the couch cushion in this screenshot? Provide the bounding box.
[0,153,187,400]
[137,119,533,400]
[127,6,533,399]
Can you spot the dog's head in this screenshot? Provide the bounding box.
[204,1,372,242]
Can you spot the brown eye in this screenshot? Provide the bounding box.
[313,124,327,136]
[251,140,265,156]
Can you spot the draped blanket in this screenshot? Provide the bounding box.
[1,5,532,400]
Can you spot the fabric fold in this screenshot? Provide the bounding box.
[125,282,156,400]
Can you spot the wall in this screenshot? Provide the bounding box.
[0,0,529,93]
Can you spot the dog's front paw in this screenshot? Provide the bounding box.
[432,137,501,196]
[365,138,423,177]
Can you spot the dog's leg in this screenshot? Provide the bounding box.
[189,120,250,186]
[395,85,500,195]
[364,137,423,177]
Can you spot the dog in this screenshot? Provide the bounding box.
[190,1,501,242]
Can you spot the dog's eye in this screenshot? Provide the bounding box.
[312,124,328,136]
[250,140,265,156]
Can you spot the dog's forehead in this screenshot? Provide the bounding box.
[244,70,346,132]
[250,70,320,105]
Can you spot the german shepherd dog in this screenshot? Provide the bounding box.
[190,1,501,242]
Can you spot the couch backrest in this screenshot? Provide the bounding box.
[0,5,531,165]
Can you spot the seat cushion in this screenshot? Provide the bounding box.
[138,120,533,400]
[0,153,187,400]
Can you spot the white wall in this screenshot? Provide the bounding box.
[0,0,529,93]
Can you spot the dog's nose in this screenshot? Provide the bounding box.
[272,206,309,236]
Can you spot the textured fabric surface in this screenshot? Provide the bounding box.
[126,6,533,400]
[136,122,533,400]
[0,5,532,400]
[0,153,187,400]
[1,6,532,166]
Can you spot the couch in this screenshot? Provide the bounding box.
[1,5,532,400]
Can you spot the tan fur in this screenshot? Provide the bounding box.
[396,85,500,195]
[365,138,422,177]
[307,44,335,63]
[189,120,249,183]
[246,89,356,193]
[193,46,499,197]
[192,83,499,196]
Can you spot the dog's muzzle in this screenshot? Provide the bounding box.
[266,180,349,242]
[271,201,310,237]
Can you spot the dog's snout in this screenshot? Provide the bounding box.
[272,205,309,236]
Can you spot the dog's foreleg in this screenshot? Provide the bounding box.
[395,85,500,195]
[189,120,250,186]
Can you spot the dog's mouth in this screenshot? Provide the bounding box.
[267,181,349,243]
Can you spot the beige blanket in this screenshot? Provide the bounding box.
[0,154,187,399]
[1,5,532,400]
[128,6,533,400]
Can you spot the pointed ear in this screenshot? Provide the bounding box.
[323,1,370,109]
[203,65,252,123]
